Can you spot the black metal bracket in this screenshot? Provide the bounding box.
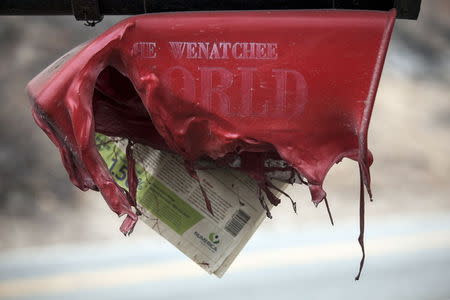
[0,0,422,23]
[71,0,103,26]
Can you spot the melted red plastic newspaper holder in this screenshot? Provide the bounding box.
[27,10,396,279]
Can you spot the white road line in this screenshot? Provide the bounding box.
[1,230,449,298]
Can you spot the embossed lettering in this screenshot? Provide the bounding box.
[238,67,258,116]
[168,41,278,60]
[200,67,234,114]
[169,42,186,59]
[133,42,157,58]
[273,69,307,114]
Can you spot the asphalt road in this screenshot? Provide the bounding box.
[1,213,449,300]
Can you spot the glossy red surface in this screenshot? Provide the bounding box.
[27,10,395,276]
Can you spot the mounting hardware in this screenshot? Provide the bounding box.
[71,0,103,26]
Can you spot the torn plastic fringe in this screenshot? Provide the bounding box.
[120,139,141,236]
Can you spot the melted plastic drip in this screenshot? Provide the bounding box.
[355,163,366,280]
[125,140,138,207]
[323,197,334,226]
[266,180,297,213]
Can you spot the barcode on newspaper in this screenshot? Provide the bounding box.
[225,209,250,237]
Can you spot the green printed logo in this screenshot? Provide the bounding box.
[208,233,220,244]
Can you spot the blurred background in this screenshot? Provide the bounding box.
[0,1,449,299]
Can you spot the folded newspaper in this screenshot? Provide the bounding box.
[95,133,269,277]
